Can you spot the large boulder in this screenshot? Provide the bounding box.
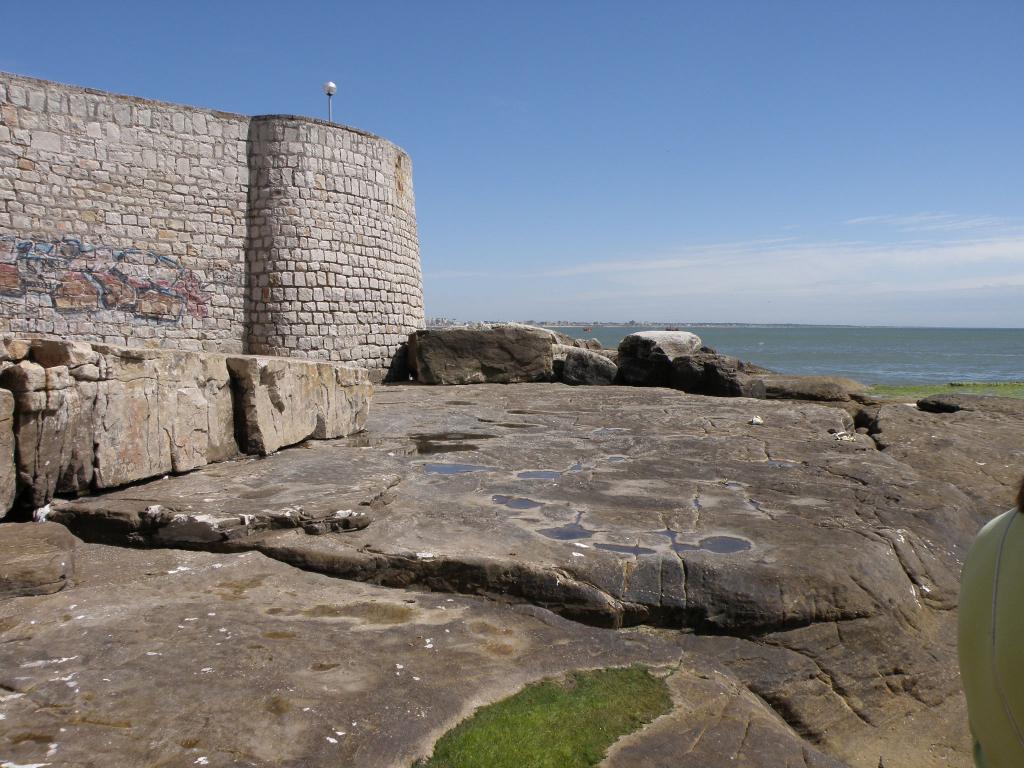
[670,349,769,398]
[226,356,371,455]
[408,325,557,385]
[616,331,703,387]
[0,521,76,598]
[554,346,618,386]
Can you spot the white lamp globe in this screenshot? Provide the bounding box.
[323,81,337,96]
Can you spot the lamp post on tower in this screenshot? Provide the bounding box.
[323,80,337,123]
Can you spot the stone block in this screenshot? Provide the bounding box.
[226,356,371,455]
[30,338,99,374]
[90,346,238,488]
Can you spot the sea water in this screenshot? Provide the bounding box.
[543,326,1024,385]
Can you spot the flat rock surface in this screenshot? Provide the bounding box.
[0,542,833,768]
[37,383,1015,766]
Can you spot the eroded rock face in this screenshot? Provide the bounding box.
[0,521,75,598]
[226,356,372,455]
[0,360,85,507]
[0,389,17,517]
[616,331,703,386]
[408,325,557,384]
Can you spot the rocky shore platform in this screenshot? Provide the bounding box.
[3,378,1022,767]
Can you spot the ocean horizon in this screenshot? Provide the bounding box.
[541,324,1024,385]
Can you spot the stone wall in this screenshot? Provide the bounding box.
[0,73,250,352]
[0,72,423,378]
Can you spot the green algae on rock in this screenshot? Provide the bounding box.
[415,666,672,768]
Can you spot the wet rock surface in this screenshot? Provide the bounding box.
[28,384,1022,766]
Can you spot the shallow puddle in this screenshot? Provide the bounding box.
[423,463,494,475]
[538,522,593,540]
[673,536,752,554]
[517,470,562,480]
[767,460,800,469]
[412,432,496,455]
[607,456,627,463]
[592,427,629,436]
[492,495,543,510]
[537,512,593,540]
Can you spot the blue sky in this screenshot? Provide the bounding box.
[4,1,1022,326]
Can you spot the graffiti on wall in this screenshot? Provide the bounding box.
[0,235,209,322]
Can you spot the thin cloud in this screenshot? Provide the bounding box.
[844,212,1021,233]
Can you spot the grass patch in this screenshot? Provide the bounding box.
[868,381,1024,400]
[415,666,672,768]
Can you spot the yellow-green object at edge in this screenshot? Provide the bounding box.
[959,508,1024,768]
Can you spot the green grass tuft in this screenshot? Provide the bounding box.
[415,665,672,768]
[868,381,1024,400]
